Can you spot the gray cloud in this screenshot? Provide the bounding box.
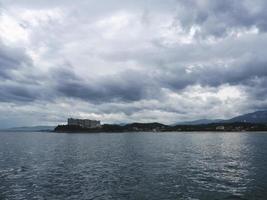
[164,56,267,90]
[0,84,38,102]
[52,67,159,103]
[0,41,43,103]
[0,41,32,79]
[176,0,267,38]
[48,53,267,106]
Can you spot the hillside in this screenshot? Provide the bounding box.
[224,110,267,124]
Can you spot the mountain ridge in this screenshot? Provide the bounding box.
[222,110,267,124]
[174,110,267,125]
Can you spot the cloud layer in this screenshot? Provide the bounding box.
[0,0,267,128]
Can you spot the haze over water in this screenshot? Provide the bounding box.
[0,131,267,200]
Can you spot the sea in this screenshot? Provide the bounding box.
[0,131,267,200]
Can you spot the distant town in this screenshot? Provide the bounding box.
[54,110,267,133]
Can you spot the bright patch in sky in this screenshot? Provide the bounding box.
[0,13,28,43]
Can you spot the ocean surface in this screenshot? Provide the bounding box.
[0,131,267,200]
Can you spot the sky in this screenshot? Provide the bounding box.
[0,0,267,128]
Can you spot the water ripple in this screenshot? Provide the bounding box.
[0,132,267,199]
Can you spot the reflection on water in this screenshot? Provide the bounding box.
[0,132,267,199]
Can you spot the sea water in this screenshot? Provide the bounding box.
[0,131,267,200]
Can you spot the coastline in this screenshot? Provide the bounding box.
[54,122,267,133]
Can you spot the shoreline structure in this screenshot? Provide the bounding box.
[54,118,267,133]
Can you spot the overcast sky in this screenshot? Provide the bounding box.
[0,0,267,128]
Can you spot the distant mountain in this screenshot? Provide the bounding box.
[4,126,56,132]
[224,110,267,124]
[174,119,222,125]
[174,110,267,125]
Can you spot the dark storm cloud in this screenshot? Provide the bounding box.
[52,68,159,103]
[1,50,261,111]
[243,77,267,101]
[162,56,267,90]
[50,53,267,105]
[0,84,38,102]
[0,41,32,78]
[177,0,267,38]
[0,41,44,103]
